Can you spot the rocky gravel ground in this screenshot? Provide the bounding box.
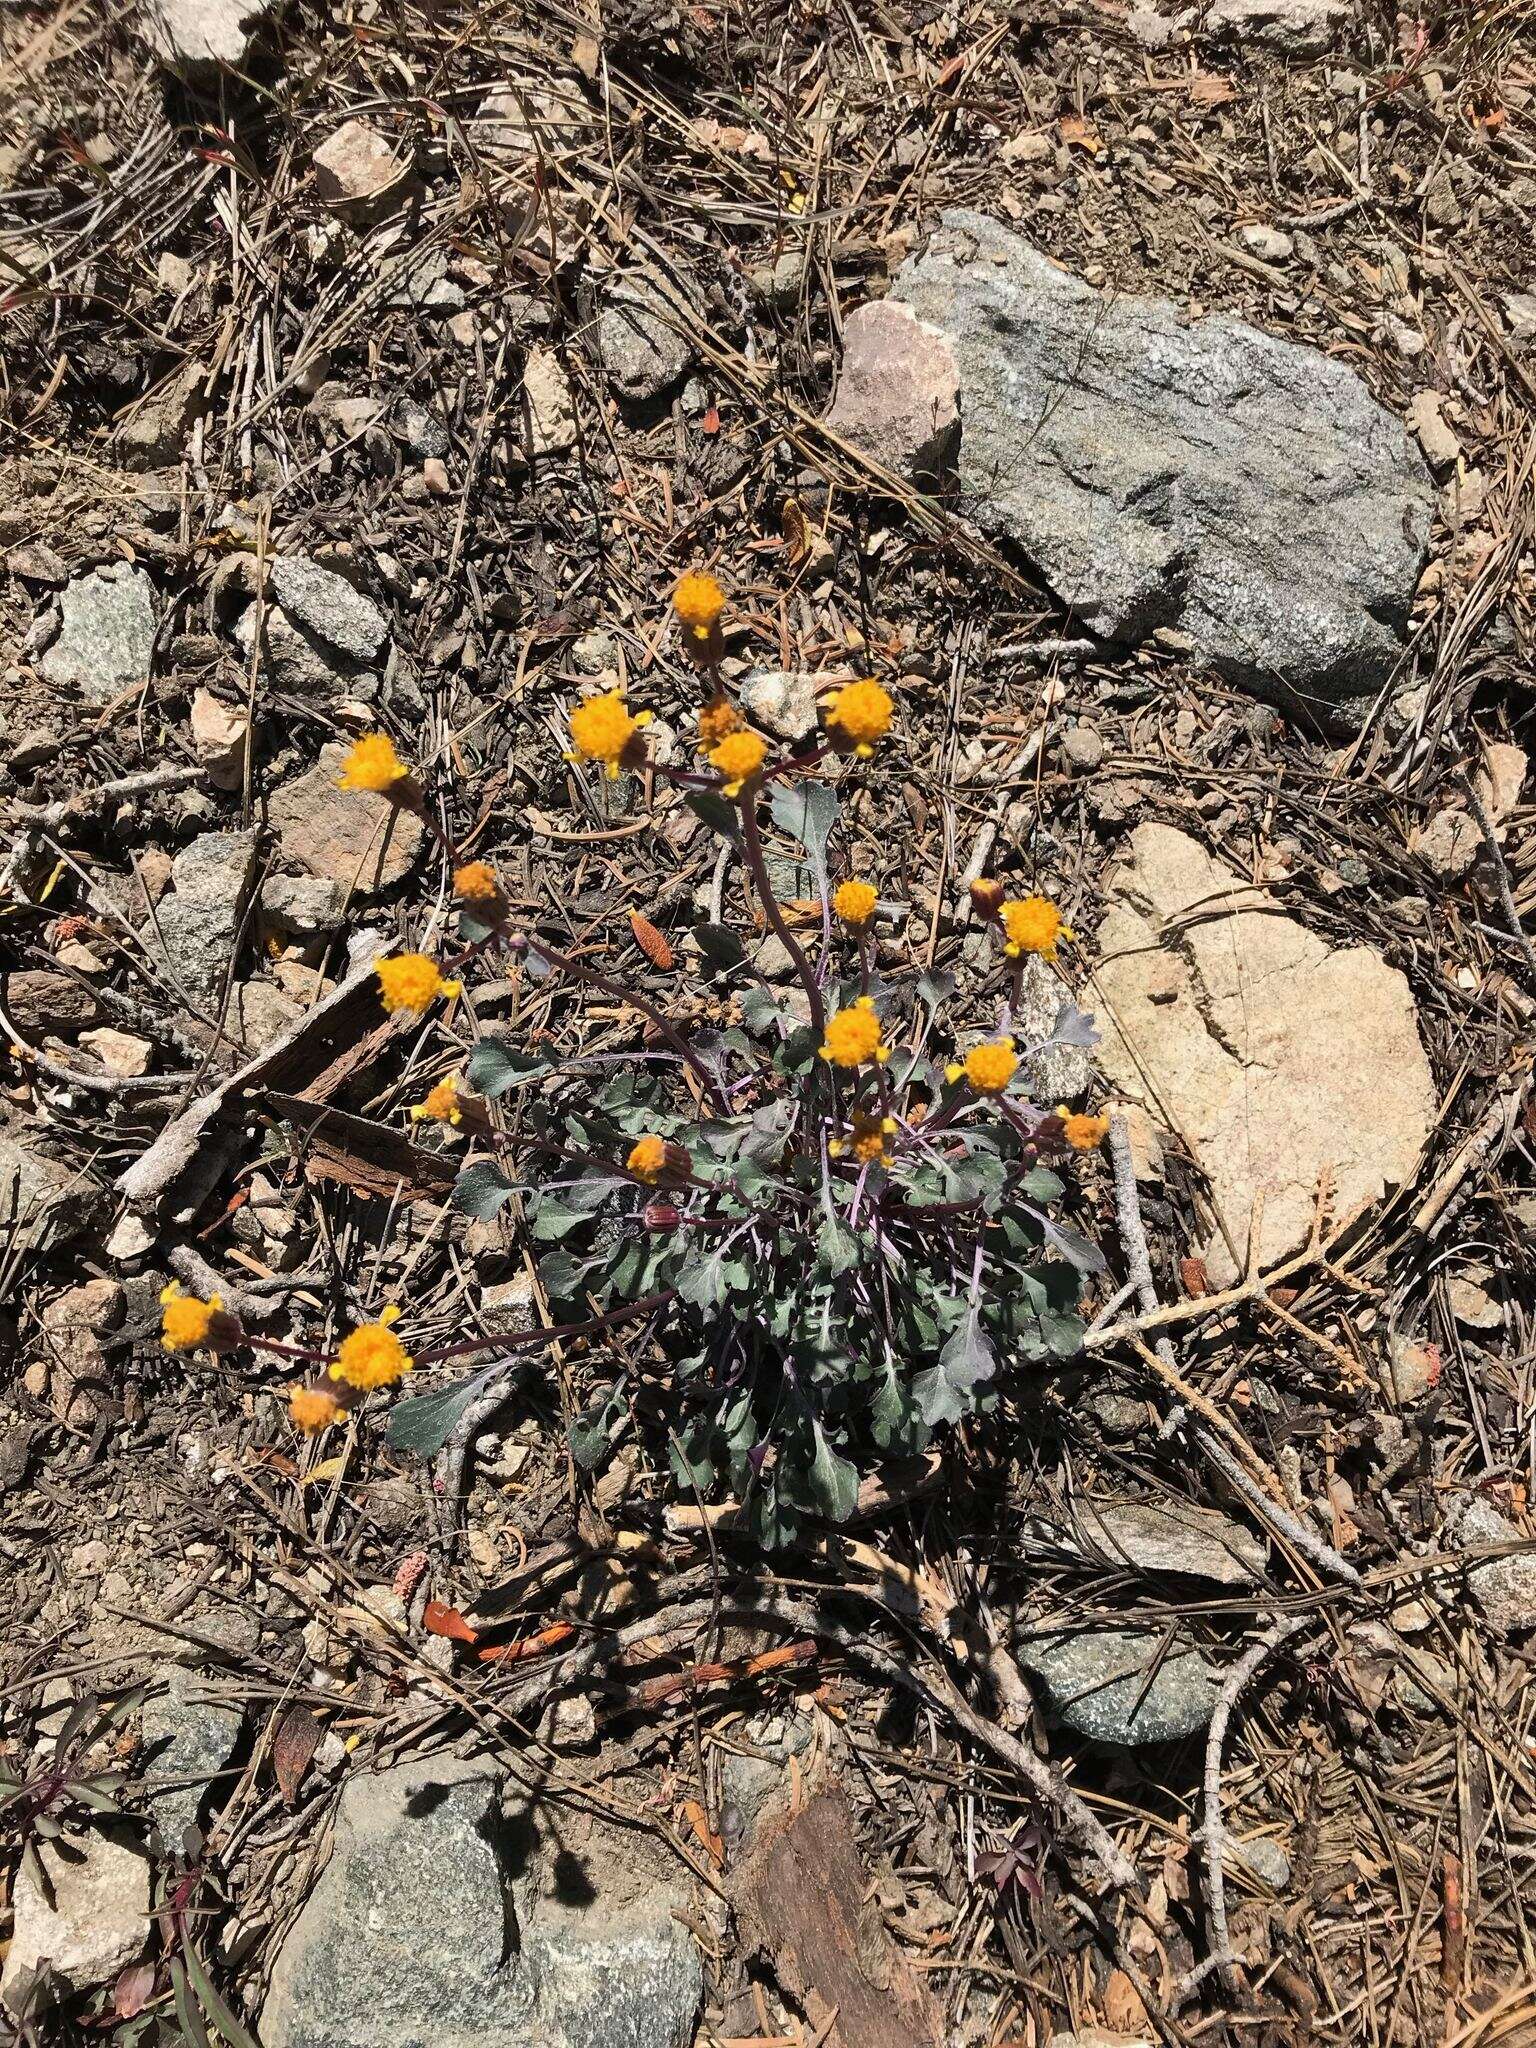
[2,0,1535,2044]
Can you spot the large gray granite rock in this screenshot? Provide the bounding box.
[267,558,388,666]
[154,830,258,1010]
[597,283,691,405]
[262,1758,536,2048]
[1017,1627,1220,1746]
[141,1668,246,1848]
[1205,0,1351,54]
[1014,954,1094,1104]
[37,564,157,705]
[885,210,1434,728]
[262,1756,701,2048]
[1069,1498,1266,1586]
[0,1136,101,1254]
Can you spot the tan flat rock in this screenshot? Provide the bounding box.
[1091,823,1434,1284]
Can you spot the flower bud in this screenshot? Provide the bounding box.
[969,877,1005,919]
[643,1201,683,1232]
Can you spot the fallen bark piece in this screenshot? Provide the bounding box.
[264,1094,455,1205]
[116,933,386,1207]
[734,1786,944,2048]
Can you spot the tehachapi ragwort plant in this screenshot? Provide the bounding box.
[157,572,1107,1545]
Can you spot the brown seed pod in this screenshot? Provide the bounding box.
[629,909,675,971]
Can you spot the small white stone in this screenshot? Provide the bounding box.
[546,1694,597,1748]
[106,1212,156,1259]
[1,1832,150,2008]
[1475,740,1526,830]
[157,251,193,295]
[1406,388,1460,471]
[738,668,823,743]
[190,687,251,790]
[312,120,416,224]
[1448,1270,1501,1330]
[521,347,577,456]
[1126,4,1176,48]
[1236,222,1294,263]
[79,1027,153,1077]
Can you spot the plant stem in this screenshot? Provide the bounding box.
[521,933,729,1112]
[414,1289,674,1368]
[484,1129,709,1192]
[737,792,826,1040]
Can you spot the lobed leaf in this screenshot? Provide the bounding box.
[769,781,838,880]
[914,1318,997,1428]
[1048,1000,1100,1049]
[805,1424,860,1522]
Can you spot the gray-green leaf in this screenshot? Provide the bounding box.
[769,781,838,874]
[568,1384,626,1472]
[387,1361,514,1457]
[914,1319,997,1428]
[817,1214,859,1276]
[466,1041,550,1098]
[452,1161,521,1220]
[806,1423,860,1522]
[695,922,747,971]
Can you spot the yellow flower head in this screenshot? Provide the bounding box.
[825,677,893,758]
[819,995,889,1069]
[697,694,744,749]
[290,1383,341,1435]
[159,1282,226,1354]
[1001,895,1073,961]
[1060,1107,1110,1153]
[375,954,463,1016]
[830,1111,897,1164]
[338,732,410,794]
[453,861,502,907]
[410,1074,462,1126]
[709,729,767,798]
[946,1040,1018,1096]
[329,1306,413,1391]
[832,879,877,929]
[568,689,651,779]
[627,1133,691,1187]
[673,570,726,638]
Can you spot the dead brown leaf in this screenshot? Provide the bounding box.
[1058,114,1102,155]
[781,496,812,565]
[272,1704,321,1808]
[1103,1966,1151,2033]
[684,1797,724,1868]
